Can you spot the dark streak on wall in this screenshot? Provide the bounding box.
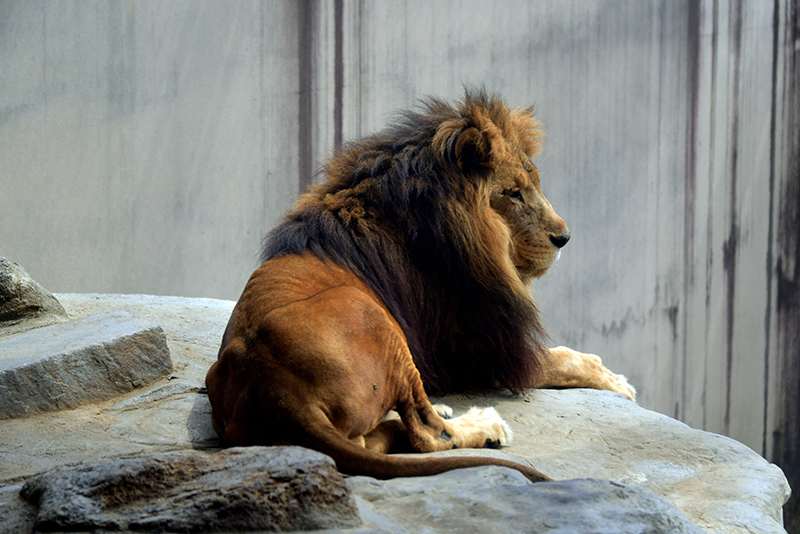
[722,0,743,436]
[685,0,701,284]
[701,0,721,430]
[683,0,702,422]
[333,0,344,152]
[774,1,800,530]
[763,0,780,460]
[298,0,315,194]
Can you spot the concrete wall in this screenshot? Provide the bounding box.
[1,1,303,299]
[1,0,798,513]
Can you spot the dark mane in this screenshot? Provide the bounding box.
[261,91,548,395]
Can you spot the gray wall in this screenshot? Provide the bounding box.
[1,0,798,512]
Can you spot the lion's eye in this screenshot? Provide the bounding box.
[508,190,524,202]
[523,163,532,172]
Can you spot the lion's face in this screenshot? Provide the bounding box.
[489,152,569,282]
[432,95,569,285]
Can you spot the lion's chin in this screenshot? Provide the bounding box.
[516,252,560,281]
[516,264,550,281]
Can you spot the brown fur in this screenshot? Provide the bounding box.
[206,91,634,483]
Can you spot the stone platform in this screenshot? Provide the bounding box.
[0,293,791,533]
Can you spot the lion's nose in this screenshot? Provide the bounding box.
[549,231,571,249]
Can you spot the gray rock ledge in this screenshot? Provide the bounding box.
[0,311,172,419]
[12,446,701,534]
[20,446,360,533]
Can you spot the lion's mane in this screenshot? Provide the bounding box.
[261,91,548,395]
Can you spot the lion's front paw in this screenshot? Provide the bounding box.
[605,370,636,402]
[444,406,513,449]
[545,346,637,402]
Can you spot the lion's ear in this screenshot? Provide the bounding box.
[434,119,506,172]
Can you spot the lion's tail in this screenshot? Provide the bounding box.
[296,418,550,483]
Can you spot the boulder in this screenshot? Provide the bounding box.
[0,294,790,534]
[0,258,68,337]
[19,447,360,533]
[348,467,704,534]
[0,311,172,419]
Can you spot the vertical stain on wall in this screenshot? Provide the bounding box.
[682,0,702,420]
[722,0,743,436]
[701,0,721,429]
[333,0,344,152]
[685,0,701,282]
[762,0,780,458]
[773,0,800,528]
[298,0,315,194]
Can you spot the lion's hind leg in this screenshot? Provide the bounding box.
[383,330,513,454]
[399,400,514,452]
[363,405,456,453]
[363,413,407,453]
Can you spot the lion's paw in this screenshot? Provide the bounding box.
[581,352,637,402]
[548,346,637,402]
[606,371,637,402]
[444,406,513,449]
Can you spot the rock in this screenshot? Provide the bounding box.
[0,311,172,419]
[428,391,792,534]
[0,485,36,534]
[12,445,699,534]
[19,446,361,533]
[348,467,704,534]
[0,294,790,534]
[0,258,68,337]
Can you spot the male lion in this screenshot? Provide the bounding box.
[206,91,635,482]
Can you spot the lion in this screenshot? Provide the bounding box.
[205,91,635,483]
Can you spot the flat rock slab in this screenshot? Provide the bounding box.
[348,466,704,534]
[0,312,172,419]
[19,446,360,533]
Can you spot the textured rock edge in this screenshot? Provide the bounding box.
[0,311,172,419]
[19,447,361,533]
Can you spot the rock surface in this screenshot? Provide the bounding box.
[20,446,360,533]
[428,391,791,534]
[0,311,173,419]
[0,258,68,337]
[0,293,791,534]
[348,467,704,534]
[11,446,702,534]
